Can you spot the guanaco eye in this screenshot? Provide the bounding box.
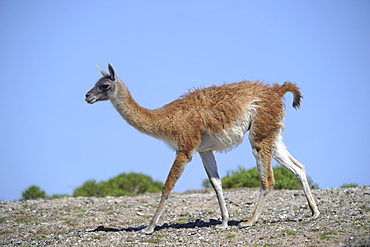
[99,84,111,90]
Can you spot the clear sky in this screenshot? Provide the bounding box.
[1,1,369,201]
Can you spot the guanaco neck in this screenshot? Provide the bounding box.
[110,81,159,136]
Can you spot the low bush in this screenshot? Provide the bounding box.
[202,165,320,190]
[340,183,358,188]
[73,172,163,197]
[21,185,47,200]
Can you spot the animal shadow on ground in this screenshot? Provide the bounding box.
[90,219,241,233]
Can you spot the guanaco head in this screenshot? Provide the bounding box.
[85,63,118,104]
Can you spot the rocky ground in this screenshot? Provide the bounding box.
[1,186,369,246]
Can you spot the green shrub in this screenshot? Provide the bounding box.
[273,166,301,190]
[202,178,211,188]
[21,185,47,200]
[340,183,358,188]
[307,176,320,190]
[73,173,163,197]
[73,180,105,197]
[202,165,320,190]
[222,166,260,189]
[102,173,163,196]
[49,194,69,199]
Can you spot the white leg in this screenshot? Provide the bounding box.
[199,151,229,229]
[273,137,320,219]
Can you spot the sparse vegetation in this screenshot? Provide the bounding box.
[202,165,320,190]
[20,173,163,200]
[359,205,370,211]
[340,183,359,188]
[21,185,47,200]
[73,172,163,197]
[320,234,332,240]
[49,194,70,199]
[2,186,370,246]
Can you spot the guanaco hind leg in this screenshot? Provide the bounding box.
[239,133,320,228]
[239,144,275,228]
[273,136,320,218]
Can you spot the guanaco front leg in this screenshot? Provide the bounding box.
[199,151,229,229]
[141,151,192,234]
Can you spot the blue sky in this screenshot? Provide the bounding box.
[1,1,369,201]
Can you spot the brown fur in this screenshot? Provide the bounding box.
[85,63,319,234]
[115,81,298,150]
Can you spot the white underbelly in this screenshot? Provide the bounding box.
[159,101,259,153]
[197,110,253,153]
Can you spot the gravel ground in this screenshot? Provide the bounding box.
[1,186,369,246]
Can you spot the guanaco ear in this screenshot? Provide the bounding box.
[96,65,110,77]
[108,63,117,82]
